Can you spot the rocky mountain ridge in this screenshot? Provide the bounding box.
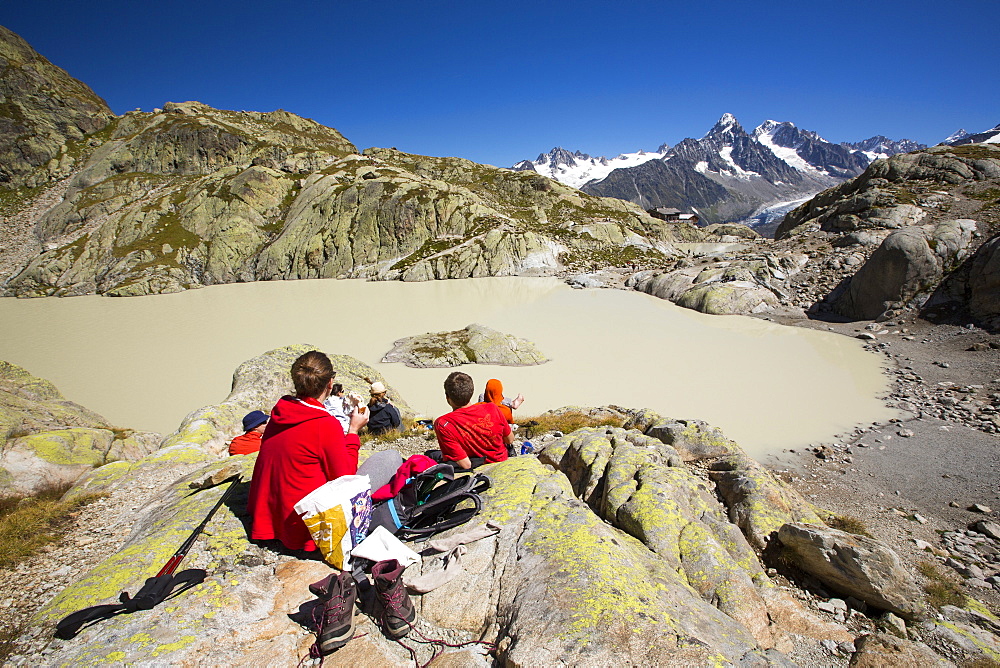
[513,113,927,233]
[0,26,114,192]
[0,27,703,298]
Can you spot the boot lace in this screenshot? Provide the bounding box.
[380,586,495,668]
[381,584,411,623]
[299,590,360,667]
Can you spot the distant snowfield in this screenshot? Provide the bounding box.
[533,149,664,188]
[755,126,828,176]
[719,146,757,179]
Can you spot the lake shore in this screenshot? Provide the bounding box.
[760,307,1000,612]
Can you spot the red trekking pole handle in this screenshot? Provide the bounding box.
[157,474,241,577]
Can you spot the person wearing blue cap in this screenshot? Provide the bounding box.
[229,410,269,455]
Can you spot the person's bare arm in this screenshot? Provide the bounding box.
[453,456,472,470]
[511,393,524,410]
[504,430,516,446]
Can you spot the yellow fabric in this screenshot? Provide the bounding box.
[302,506,350,568]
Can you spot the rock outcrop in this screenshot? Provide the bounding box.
[626,253,806,315]
[24,423,851,666]
[0,26,114,191]
[0,360,159,494]
[776,146,1000,240]
[830,219,978,320]
[777,523,925,619]
[759,143,1000,322]
[381,323,548,367]
[161,343,409,456]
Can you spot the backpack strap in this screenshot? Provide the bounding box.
[400,492,483,540]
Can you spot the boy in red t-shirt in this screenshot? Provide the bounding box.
[433,371,515,469]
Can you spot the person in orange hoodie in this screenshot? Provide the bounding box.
[228,411,269,455]
[482,378,524,424]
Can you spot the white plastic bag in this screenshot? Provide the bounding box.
[294,475,371,569]
[352,525,420,567]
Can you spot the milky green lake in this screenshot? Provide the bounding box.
[0,277,896,459]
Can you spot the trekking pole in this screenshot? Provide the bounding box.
[55,474,242,640]
[155,474,241,578]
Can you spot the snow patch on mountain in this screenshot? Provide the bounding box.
[754,122,828,176]
[719,146,757,178]
[512,147,665,189]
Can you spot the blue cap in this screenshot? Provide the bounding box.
[242,410,268,431]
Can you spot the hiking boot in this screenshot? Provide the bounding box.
[371,559,416,638]
[308,573,336,600]
[314,571,357,655]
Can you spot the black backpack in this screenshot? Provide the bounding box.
[370,463,491,541]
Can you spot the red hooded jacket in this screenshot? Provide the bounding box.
[247,395,360,551]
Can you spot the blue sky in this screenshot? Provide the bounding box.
[4,0,998,167]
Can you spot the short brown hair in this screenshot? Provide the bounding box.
[443,371,474,407]
[291,351,334,399]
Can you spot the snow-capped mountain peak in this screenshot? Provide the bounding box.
[512,114,930,233]
[705,112,743,139]
[944,129,970,144]
[841,136,925,160]
[512,145,666,189]
[754,119,785,136]
[947,123,1000,146]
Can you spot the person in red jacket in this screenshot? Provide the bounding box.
[247,350,368,552]
[228,410,269,455]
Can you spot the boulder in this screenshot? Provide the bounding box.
[629,255,799,316]
[973,520,1000,541]
[777,523,924,619]
[0,360,110,438]
[0,360,160,495]
[627,268,698,301]
[832,220,977,320]
[381,324,548,368]
[967,233,1000,325]
[676,281,779,315]
[0,427,160,495]
[710,455,824,551]
[641,417,742,461]
[160,344,407,456]
[849,633,954,667]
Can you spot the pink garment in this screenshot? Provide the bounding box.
[371,454,438,502]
